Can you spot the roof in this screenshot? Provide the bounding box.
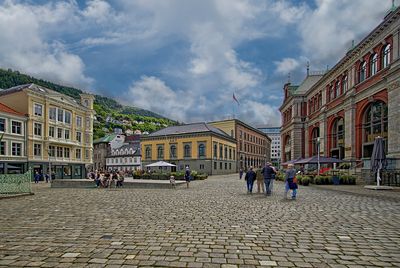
[0,83,87,109]
[93,134,118,144]
[0,102,26,117]
[146,122,233,140]
[125,135,141,142]
[294,74,323,94]
[208,119,271,140]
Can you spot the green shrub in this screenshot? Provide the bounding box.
[301,176,310,186]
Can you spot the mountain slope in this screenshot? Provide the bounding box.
[0,68,176,139]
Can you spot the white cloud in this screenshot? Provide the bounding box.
[122,76,189,122]
[0,1,93,88]
[239,100,280,126]
[274,58,300,75]
[299,0,391,65]
[81,0,112,22]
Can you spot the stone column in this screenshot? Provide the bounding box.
[344,96,356,161]
[387,81,400,168]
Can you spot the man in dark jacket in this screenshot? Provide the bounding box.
[261,162,276,196]
[244,166,256,194]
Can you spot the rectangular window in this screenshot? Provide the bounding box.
[64,148,70,158]
[34,123,42,136]
[200,164,204,170]
[57,147,63,158]
[34,103,43,116]
[0,118,5,132]
[64,129,70,140]
[85,149,89,159]
[49,107,57,120]
[225,163,227,170]
[0,141,5,155]
[214,162,217,170]
[49,126,55,137]
[76,149,81,159]
[49,145,55,157]
[12,143,21,156]
[34,144,41,156]
[76,116,82,127]
[220,162,222,169]
[229,163,232,169]
[76,132,81,142]
[11,121,22,134]
[65,111,71,124]
[57,109,64,122]
[57,128,63,139]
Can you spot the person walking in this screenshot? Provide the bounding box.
[285,164,298,199]
[184,166,191,188]
[34,171,41,184]
[256,167,264,193]
[261,162,276,196]
[244,166,256,194]
[239,168,244,180]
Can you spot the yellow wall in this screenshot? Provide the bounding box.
[0,88,94,164]
[209,120,235,138]
[141,134,236,161]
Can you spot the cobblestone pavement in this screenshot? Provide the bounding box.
[1,175,400,268]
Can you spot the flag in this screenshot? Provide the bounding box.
[233,93,240,105]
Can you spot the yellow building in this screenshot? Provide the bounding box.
[209,119,271,170]
[0,84,94,179]
[141,123,237,175]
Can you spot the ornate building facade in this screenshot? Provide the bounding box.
[141,123,236,175]
[209,119,271,170]
[280,7,400,180]
[0,84,94,179]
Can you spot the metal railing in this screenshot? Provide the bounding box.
[0,169,32,195]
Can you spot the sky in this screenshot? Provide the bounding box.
[0,0,394,126]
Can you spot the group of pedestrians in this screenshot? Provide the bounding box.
[240,163,298,200]
[89,170,125,188]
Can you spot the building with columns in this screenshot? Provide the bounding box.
[0,84,94,179]
[280,6,400,182]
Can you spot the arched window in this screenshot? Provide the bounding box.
[198,144,205,157]
[370,53,378,76]
[382,44,391,69]
[342,75,348,93]
[157,146,164,159]
[359,61,367,82]
[363,101,388,157]
[335,80,340,97]
[311,127,320,156]
[184,144,191,158]
[170,145,177,158]
[331,118,345,159]
[145,147,151,159]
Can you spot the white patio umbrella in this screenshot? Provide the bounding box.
[146,161,176,167]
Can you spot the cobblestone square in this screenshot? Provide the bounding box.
[1,175,400,267]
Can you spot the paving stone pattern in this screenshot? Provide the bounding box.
[0,175,400,268]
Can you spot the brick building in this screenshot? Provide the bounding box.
[280,7,400,182]
[209,119,271,170]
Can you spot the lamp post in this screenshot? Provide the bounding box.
[317,137,320,175]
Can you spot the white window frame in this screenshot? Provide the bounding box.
[76,116,82,128]
[34,122,42,137]
[11,142,22,156]
[49,126,55,138]
[11,120,22,135]
[0,140,6,155]
[64,129,70,140]
[34,143,42,157]
[65,111,72,125]
[34,103,43,117]
[0,117,6,132]
[49,107,57,120]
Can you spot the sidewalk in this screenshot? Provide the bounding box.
[311,183,400,201]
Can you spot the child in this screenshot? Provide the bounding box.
[169,175,176,189]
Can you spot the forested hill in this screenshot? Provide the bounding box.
[0,68,177,139]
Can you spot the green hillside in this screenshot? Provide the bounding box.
[0,68,177,139]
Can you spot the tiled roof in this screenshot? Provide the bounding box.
[0,102,26,117]
[93,134,118,144]
[147,122,231,139]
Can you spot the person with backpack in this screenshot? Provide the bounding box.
[184,166,191,188]
[261,162,277,196]
[244,166,256,194]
